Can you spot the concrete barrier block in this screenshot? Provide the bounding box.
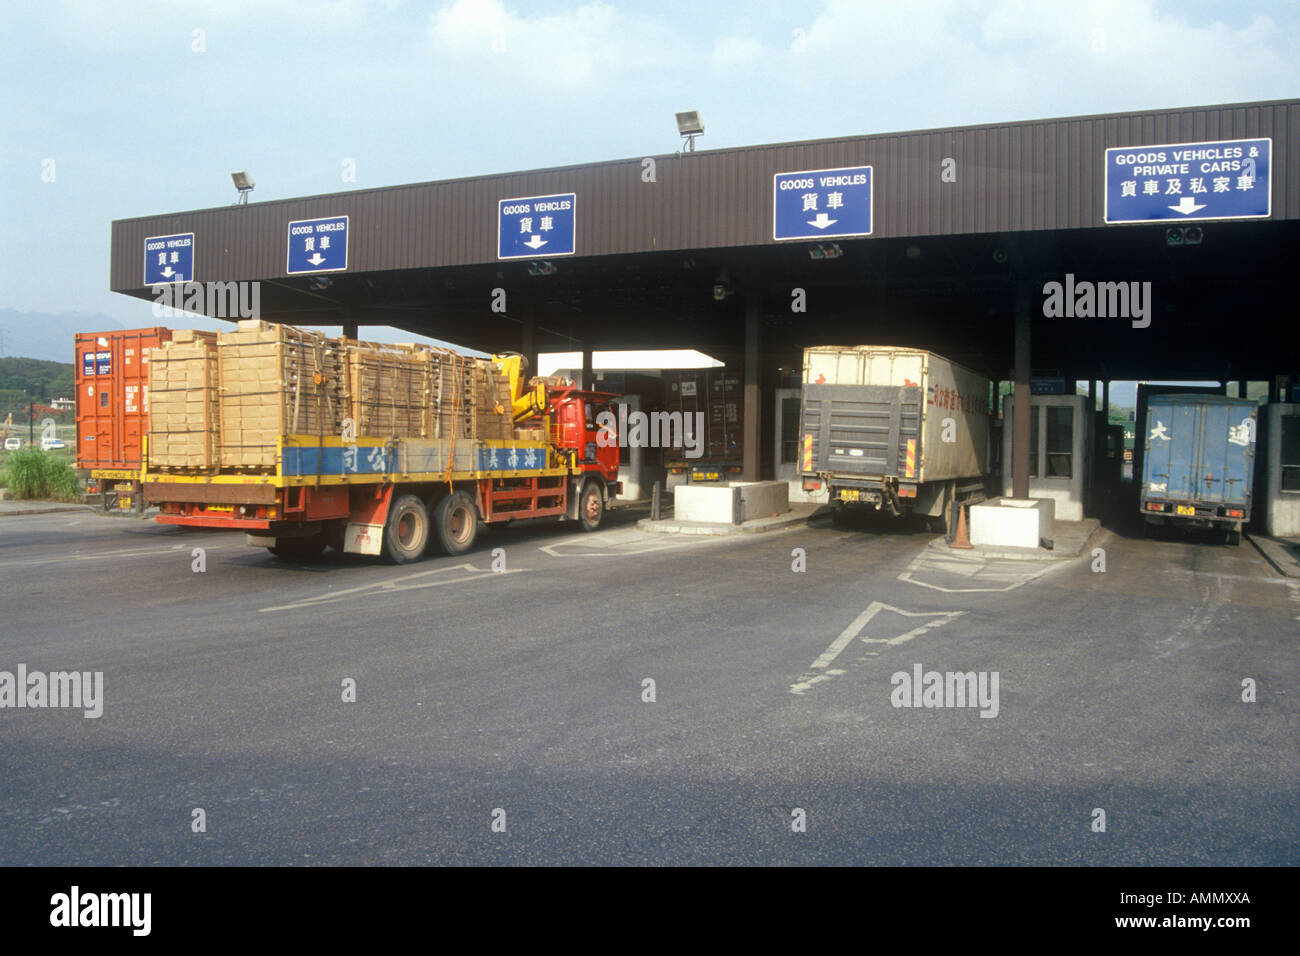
[674,484,737,523]
[731,480,789,522]
[969,497,1056,549]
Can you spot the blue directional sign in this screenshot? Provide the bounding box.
[1104,138,1271,224]
[773,166,872,241]
[498,193,576,259]
[143,233,194,285]
[287,215,349,274]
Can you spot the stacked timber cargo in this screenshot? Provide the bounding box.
[147,330,221,469]
[344,341,513,441]
[218,320,347,469]
[147,320,515,473]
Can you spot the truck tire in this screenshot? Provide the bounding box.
[383,494,430,564]
[831,503,851,528]
[578,480,603,532]
[432,490,479,556]
[269,534,326,560]
[1226,528,1241,546]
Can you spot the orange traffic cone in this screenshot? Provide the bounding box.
[949,502,973,549]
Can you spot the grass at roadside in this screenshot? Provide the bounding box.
[0,448,81,500]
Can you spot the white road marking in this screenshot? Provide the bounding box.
[539,529,714,558]
[0,541,225,570]
[898,548,1072,593]
[790,601,963,695]
[259,562,525,612]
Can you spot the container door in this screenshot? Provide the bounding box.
[1203,403,1255,507]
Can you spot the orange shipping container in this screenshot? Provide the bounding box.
[75,327,172,471]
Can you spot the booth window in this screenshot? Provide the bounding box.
[1282,415,1300,492]
[1045,406,1074,478]
[1028,406,1040,478]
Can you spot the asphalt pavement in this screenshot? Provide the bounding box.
[0,506,1295,865]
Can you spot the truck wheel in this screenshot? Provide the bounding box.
[831,504,850,528]
[578,481,603,532]
[1226,528,1241,546]
[433,490,479,556]
[269,534,326,560]
[925,513,948,535]
[383,494,430,564]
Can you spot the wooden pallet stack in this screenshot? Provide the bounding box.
[217,320,346,469]
[147,322,517,472]
[345,341,431,439]
[344,342,513,441]
[147,330,221,469]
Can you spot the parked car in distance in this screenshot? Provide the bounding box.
[3,437,22,450]
[40,437,67,451]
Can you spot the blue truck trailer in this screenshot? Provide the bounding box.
[1140,393,1257,545]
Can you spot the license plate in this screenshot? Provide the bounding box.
[206,505,234,513]
[840,488,860,503]
[1175,505,1195,516]
[693,471,720,481]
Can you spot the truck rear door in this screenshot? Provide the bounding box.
[1198,401,1254,507]
[800,382,922,480]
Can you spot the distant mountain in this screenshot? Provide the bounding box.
[0,310,128,363]
[0,308,484,361]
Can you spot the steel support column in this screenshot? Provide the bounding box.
[743,294,761,482]
[1012,281,1032,500]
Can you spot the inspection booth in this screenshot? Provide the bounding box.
[1001,395,1093,522]
[1256,403,1300,536]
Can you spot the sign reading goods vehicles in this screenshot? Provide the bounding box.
[143,233,194,285]
[1104,138,1271,223]
[498,193,576,259]
[773,166,872,240]
[287,215,350,274]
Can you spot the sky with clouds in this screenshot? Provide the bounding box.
[0,0,1296,347]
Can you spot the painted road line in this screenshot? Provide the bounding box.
[259,562,525,612]
[898,549,1073,593]
[790,601,963,695]
[0,541,234,570]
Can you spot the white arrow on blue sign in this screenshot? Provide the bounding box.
[773,166,872,241]
[498,193,576,259]
[143,233,195,285]
[287,215,349,274]
[1104,138,1271,224]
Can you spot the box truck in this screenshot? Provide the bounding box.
[1139,393,1256,545]
[798,346,993,531]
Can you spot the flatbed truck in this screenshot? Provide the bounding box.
[144,356,622,562]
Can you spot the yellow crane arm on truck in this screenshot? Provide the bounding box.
[492,352,553,424]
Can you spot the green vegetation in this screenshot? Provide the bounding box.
[0,357,75,418]
[0,449,81,501]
